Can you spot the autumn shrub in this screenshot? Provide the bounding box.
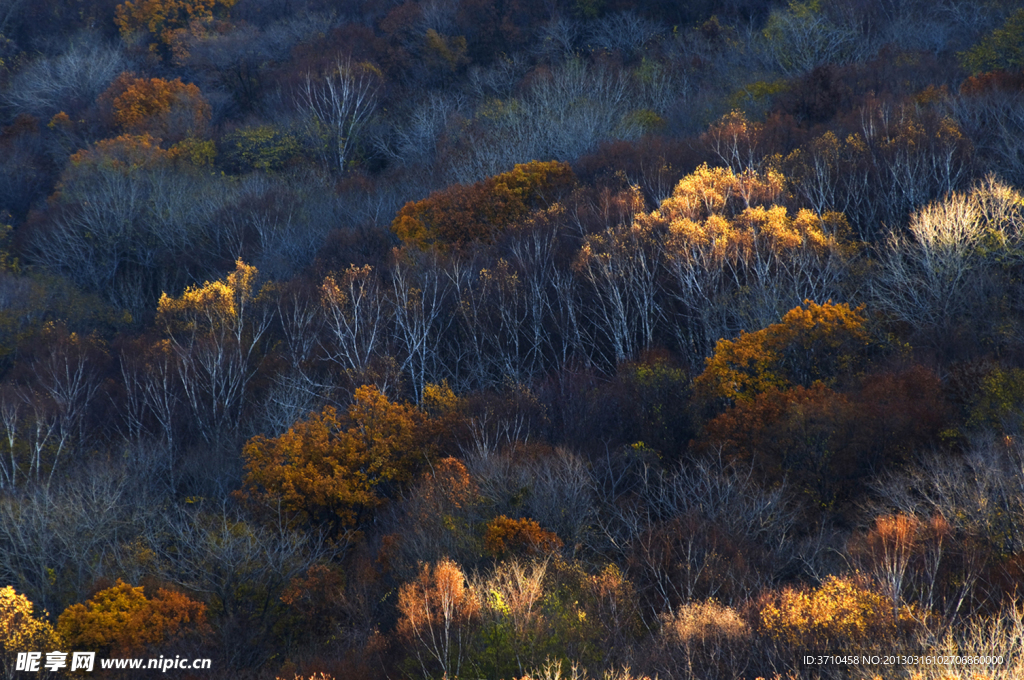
[471,558,550,679]
[760,0,867,76]
[769,95,972,239]
[625,512,762,611]
[0,586,62,678]
[56,580,206,656]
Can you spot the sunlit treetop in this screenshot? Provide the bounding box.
[57,580,207,656]
[646,162,858,265]
[0,586,62,658]
[657,162,785,222]
[157,260,261,336]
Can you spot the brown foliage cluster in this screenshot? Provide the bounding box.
[392,160,577,248]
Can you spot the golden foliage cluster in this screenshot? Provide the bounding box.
[695,300,871,403]
[484,516,564,558]
[0,587,62,665]
[115,0,237,49]
[239,385,436,538]
[56,580,206,656]
[759,574,916,650]
[157,260,260,335]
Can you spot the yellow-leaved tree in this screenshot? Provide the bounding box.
[157,260,271,448]
[653,163,860,367]
[759,574,918,657]
[1,586,62,679]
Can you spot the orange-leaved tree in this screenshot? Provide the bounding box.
[694,300,872,405]
[56,580,207,656]
[483,516,563,559]
[239,386,435,541]
[102,72,212,143]
[396,558,480,680]
[697,364,948,515]
[68,133,172,171]
[392,160,576,249]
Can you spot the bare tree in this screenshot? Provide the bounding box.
[759,1,873,76]
[390,254,453,402]
[589,10,665,57]
[873,178,1023,340]
[576,191,663,364]
[156,504,328,668]
[600,458,796,622]
[0,465,163,616]
[319,265,394,396]
[1,37,125,117]
[298,59,379,173]
[868,437,1024,619]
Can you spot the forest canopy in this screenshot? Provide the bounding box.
[2,0,1024,678]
